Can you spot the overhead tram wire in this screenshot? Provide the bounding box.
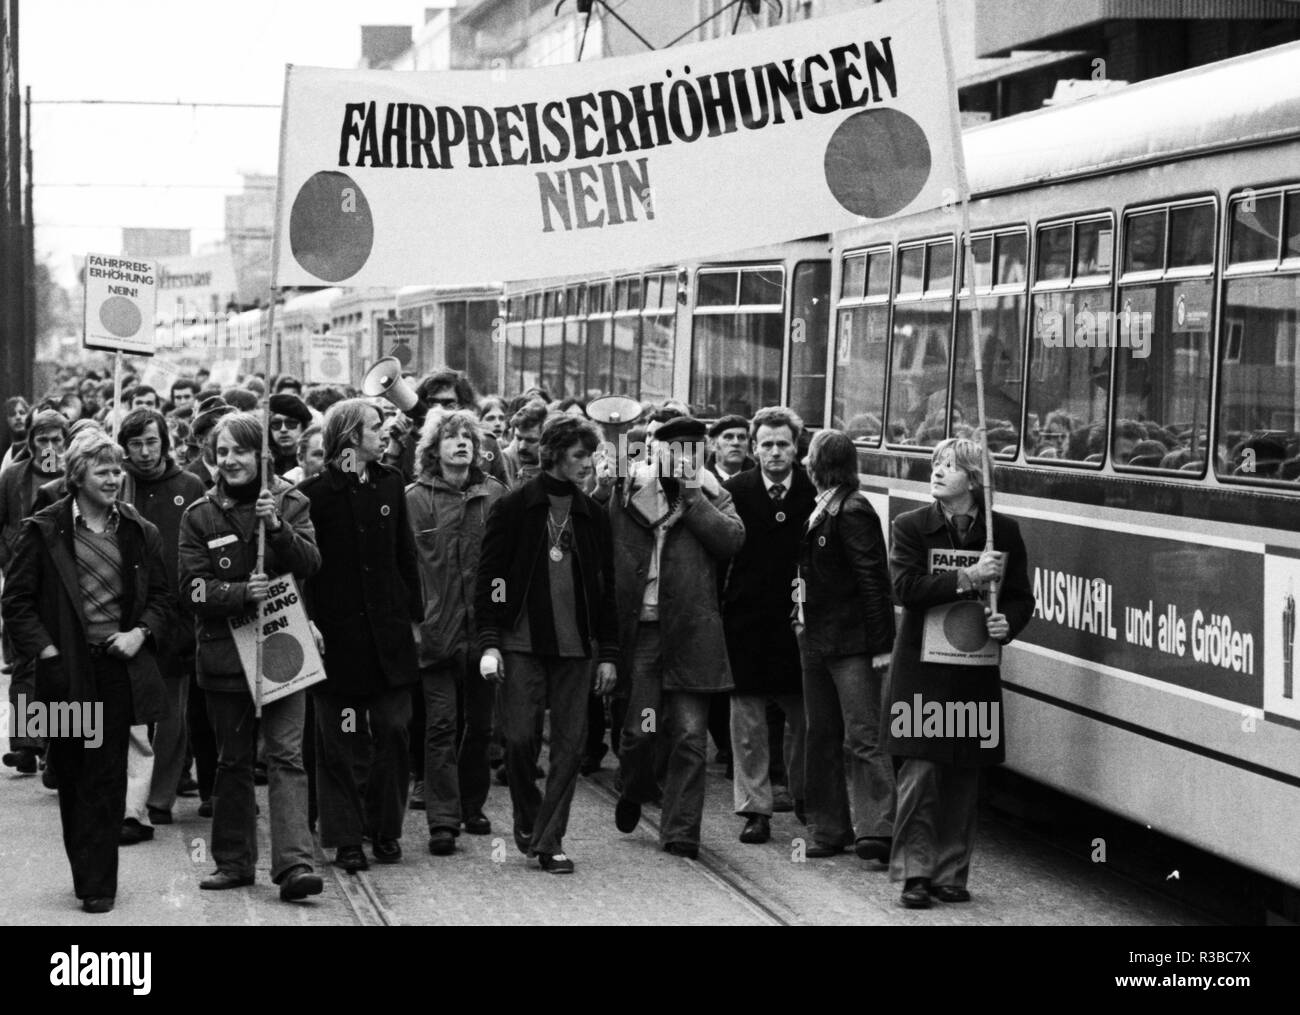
[30,99,279,109]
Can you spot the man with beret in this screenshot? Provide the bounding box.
[610,415,745,858]
[707,415,754,484]
[268,393,313,477]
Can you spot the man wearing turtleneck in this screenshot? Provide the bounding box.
[116,409,206,837]
[476,415,618,875]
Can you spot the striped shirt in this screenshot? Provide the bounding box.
[72,500,124,642]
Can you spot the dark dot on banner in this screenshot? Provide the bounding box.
[823,108,932,219]
[289,170,374,283]
[262,631,305,683]
[943,601,989,654]
[99,295,142,339]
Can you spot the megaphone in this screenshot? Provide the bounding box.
[586,394,644,429]
[362,356,419,412]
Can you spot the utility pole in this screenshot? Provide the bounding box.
[1,0,32,409]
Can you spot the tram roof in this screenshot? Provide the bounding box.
[280,287,342,314]
[964,39,1300,197]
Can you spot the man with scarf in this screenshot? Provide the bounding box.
[610,416,745,859]
[0,408,69,774]
[116,409,206,839]
[475,414,618,874]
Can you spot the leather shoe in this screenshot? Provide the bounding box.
[198,799,213,818]
[804,841,844,858]
[120,819,154,845]
[81,896,115,914]
[428,828,457,855]
[334,846,369,872]
[663,841,699,859]
[176,774,200,797]
[200,870,254,890]
[41,763,58,790]
[738,814,770,844]
[854,837,891,863]
[772,786,794,813]
[794,798,807,825]
[409,779,425,811]
[615,797,641,833]
[3,749,38,774]
[901,877,932,908]
[513,827,534,855]
[147,806,173,825]
[371,838,402,864]
[463,813,492,835]
[537,851,575,874]
[930,884,972,903]
[278,866,323,902]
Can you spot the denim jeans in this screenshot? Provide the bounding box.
[312,686,412,848]
[206,688,315,882]
[617,623,713,847]
[421,652,494,833]
[499,652,590,856]
[800,644,895,846]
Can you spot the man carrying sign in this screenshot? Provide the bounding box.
[178,412,324,902]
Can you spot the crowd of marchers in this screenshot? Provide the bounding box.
[0,363,1031,915]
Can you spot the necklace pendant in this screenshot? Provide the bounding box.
[549,546,564,563]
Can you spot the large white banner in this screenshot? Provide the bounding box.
[275,3,960,286]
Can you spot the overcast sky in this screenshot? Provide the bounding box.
[23,0,441,284]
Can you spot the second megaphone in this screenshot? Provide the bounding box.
[362,356,419,412]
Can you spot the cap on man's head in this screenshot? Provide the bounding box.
[192,397,234,440]
[708,414,750,439]
[268,393,312,427]
[653,416,707,444]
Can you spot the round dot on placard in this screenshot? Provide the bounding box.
[289,170,375,283]
[99,296,143,339]
[823,108,932,219]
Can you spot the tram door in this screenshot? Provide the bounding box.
[788,260,831,428]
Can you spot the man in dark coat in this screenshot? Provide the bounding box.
[267,392,313,477]
[884,437,1033,908]
[116,408,206,832]
[611,416,745,857]
[0,409,69,774]
[1,430,175,913]
[299,399,422,872]
[475,415,618,874]
[185,396,234,490]
[722,407,815,845]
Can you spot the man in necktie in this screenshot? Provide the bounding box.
[721,407,816,845]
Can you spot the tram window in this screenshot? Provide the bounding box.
[508,296,524,321]
[585,314,611,397]
[1124,211,1166,274]
[832,304,889,442]
[926,241,954,293]
[841,254,867,300]
[788,260,830,428]
[866,250,892,298]
[1285,193,1300,260]
[740,267,783,306]
[1036,225,1072,281]
[897,246,925,294]
[612,313,639,397]
[1169,204,1215,268]
[690,313,782,417]
[1113,279,1212,472]
[566,285,583,316]
[962,237,993,291]
[588,282,609,315]
[955,293,1025,456]
[697,270,737,307]
[1026,288,1112,462]
[1229,194,1281,264]
[887,301,953,448]
[1217,274,1300,483]
[1075,220,1112,277]
[640,271,677,404]
[996,233,1027,285]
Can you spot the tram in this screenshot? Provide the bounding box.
[496,41,1300,894]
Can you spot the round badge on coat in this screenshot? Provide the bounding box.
[174,495,185,506]
[380,504,391,517]
[818,535,827,547]
[775,511,787,523]
[219,556,231,569]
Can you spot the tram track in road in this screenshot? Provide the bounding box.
[579,774,798,927]
[315,840,398,926]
